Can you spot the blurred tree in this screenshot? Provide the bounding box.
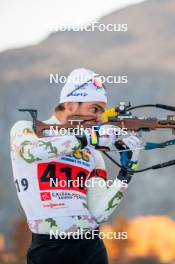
[11,217,31,262]
[115,257,163,264]
[102,216,130,262]
[0,234,5,262]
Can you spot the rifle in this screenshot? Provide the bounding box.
[19,102,175,173]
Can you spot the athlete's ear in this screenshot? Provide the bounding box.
[64,102,79,113]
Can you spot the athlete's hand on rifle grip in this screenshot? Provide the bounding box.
[116,135,142,171]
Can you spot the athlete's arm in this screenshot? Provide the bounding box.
[10,120,82,161]
[87,135,141,223]
[86,151,129,224]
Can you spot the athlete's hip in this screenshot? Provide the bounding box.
[27,230,109,264]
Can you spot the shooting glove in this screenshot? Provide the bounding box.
[116,135,142,183]
[117,135,142,171]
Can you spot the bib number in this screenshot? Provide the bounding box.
[37,162,89,194]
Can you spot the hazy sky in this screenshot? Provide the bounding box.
[0,0,145,52]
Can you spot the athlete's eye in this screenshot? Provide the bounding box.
[90,107,99,114]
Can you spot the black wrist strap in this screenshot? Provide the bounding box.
[75,134,88,149]
[117,169,133,184]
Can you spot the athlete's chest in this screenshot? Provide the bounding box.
[37,147,96,195]
[59,147,96,170]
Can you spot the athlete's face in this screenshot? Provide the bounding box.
[66,102,106,122]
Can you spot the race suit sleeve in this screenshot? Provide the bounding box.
[10,120,82,161]
[87,150,129,224]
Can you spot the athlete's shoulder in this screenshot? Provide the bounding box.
[10,120,34,137]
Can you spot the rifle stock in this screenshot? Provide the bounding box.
[35,115,175,138]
